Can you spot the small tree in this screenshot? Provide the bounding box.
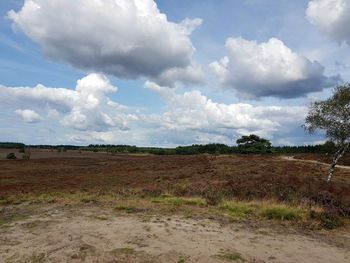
[236,134,272,154]
[304,84,350,182]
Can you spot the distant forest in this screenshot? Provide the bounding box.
[0,141,336,155]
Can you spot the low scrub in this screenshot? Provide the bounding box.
[202,189,224,206]
[6,153,16,160]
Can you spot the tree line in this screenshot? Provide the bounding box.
[0,139,336,155]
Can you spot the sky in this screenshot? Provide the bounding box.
[0,0,349,147]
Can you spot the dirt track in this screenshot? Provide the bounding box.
[280,156,350,170]
[1,204,349,263]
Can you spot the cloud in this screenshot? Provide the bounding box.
[15,109,41,123]
[306,0,350,44]
[210,37,340,98]
[144,81,307,141]
[1,73,135,131]
[0,74,310,146]
[152,63,204,87]
[8,0,203,85]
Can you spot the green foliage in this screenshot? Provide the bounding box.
[304,84,350,144]
[236,134,272,154]
[0,140,339,157]
[6,153,17,160]
[175,143,235,155]
[0,142,25,149]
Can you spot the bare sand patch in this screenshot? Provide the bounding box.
[0,205,349,263]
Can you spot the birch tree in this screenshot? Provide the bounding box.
[304,84,350,182]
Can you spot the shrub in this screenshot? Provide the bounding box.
[6,153,16,160]
[22,151,31,160]
[310,210,345,229]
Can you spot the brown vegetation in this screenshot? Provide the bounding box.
[0,150,349,222]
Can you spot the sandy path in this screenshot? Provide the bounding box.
[0,205,349,263]
[279,156,350,170]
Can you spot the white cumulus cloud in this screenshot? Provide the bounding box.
[1,75,311,146]
[8,0,203,85]
[1,74,134,131]
[210,37,340,98]
[307,0,350,44]
[15,109,41,123]
[144,81,307,140]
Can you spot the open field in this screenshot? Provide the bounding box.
[0,149,350,262]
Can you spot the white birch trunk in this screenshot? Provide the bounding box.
[327,143,349,182]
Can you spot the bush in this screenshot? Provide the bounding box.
[310,210,345,229]
[6,153,17,160]
[22,152,31,160]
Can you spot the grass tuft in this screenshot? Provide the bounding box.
[260,207,302,221]
[115,205,139,213]
[151,195,205,206]
[219,202,253,219]
[111,247,136,255]
[214,250,245,262]
[219,200,305,221]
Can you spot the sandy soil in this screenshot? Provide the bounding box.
[1,205,349,263]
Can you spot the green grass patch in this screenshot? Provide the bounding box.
[260,206,302,221]
[115,205,139,213]
[214,250,245,262]
[219,200,305,221]
[151,195,205,206]
[219,202,254,219]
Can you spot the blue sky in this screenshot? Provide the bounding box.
[0,0,349,146]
